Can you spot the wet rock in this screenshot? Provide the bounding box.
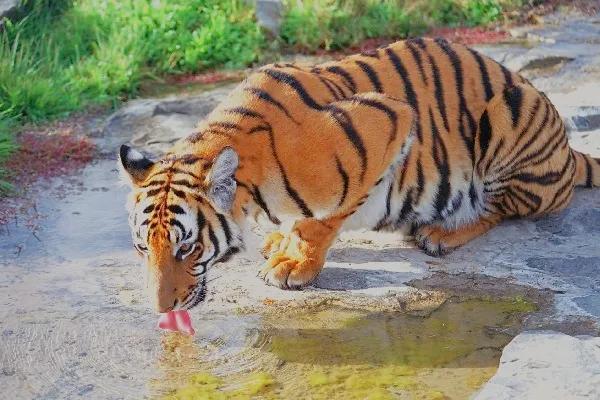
[525,256,600,291]
[573,295,600,318]
[475,331,600,400]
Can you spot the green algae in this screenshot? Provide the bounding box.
[156,296,537,400]
[164,371,274,400]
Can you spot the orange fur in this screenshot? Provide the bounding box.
[121,38,600,306]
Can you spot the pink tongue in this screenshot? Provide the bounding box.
[157,310,195,335]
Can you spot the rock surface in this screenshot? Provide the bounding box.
[255,0,283,36]
[0,11,599,400]
[0,0,19,22]
[474,331,600,400]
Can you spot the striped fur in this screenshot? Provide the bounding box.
[120,38,600,307]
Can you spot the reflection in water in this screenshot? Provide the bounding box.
[152,297,536,399]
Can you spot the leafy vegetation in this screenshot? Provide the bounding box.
[280,0,522,51]
[0,0,526,190]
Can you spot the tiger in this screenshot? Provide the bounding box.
[119,37,600,313]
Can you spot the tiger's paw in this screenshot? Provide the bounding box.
[414,226,456,257]
[260,231,286,259]
[258,232,324,290]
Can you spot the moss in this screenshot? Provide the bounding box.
[164,371,274,400]
[160,296,536,400]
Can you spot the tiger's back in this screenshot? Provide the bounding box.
[120,37,600,307]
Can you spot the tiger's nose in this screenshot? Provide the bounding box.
[154,290,177,313]
[156,303,174,313]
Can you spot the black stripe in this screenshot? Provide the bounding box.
[355,60,383,92]
[325,66,357,92]
[224,107,264,119]
[501,64,514,87]
[169,168,202,181]
[140,180,165,188]
[197,211,206,240]
[171,179,198,189]
[415,158,425,204]
[216,214,232,245]
[215,246,240,265]
[260,123,313,217]
[262,69,322,110]
[468,48,494,101]
[146,188,161,197]
[168,205,185,214]
[172,188,186,199]
[469,181,479,207]
[430,109,451,217]
[317,76,342,100]
[247,125,272,135]
[323,104,368,181]
[237,182,281,225]
[143,204,154,213]
[252,184,280,224]
[341,96,398,145]
[180,155,201,165]
[478,110,493,162]
[398,189,414,222]
[386,48,422,143]
[426,51,450,132]
[244,87,298,123]
[504,86,523,128]
[511,157,572,186]
[405,41,428,85]
[170,218,186,237]
[208,224,220,258]
[434,38,477,158]
[316,73,349,98]
[325,77,349,98]
[407,37,427,50]
[335,156,349,207]
[545,170,576,211]
[374,181,394,230]
[209,122,241,131]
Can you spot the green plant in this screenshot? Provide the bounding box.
[0,0,524,194]
[0,117,17,193]
[464,0,502,26]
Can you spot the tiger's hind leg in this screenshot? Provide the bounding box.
[477,83,576,218]
[416,83,575,256]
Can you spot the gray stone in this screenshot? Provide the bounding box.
[95,83,235,155]
[255,0,283,36]
[474,331,600,400]
[0,0,19,23]
[574,295,600,318]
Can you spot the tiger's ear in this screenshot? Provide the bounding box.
[119,144,155,186]
[206,147,238,212]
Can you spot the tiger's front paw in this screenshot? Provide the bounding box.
[414,226,455,257]
[260,231,285,259]
[258,232,324,290]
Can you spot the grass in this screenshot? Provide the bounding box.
[0,0,526,192]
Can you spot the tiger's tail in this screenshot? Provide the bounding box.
[572,149,600,188]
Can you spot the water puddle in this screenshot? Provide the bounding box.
[151,296,536,400]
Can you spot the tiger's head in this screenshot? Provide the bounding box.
[118,144,243,313]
